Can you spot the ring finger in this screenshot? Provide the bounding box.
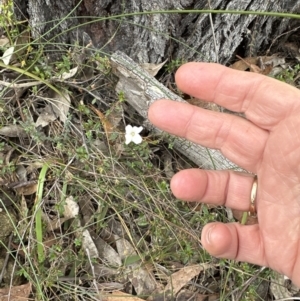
[171,169,257,212]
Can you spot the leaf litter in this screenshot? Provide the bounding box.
[0,27,296,301]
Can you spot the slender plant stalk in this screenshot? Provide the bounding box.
[35,163,49,263]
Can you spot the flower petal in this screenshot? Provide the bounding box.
[125,134,132,145]
[132,134,142,144]
[134,126,143,134]
[125,124,133,134]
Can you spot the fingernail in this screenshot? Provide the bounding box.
[206,224,216,245]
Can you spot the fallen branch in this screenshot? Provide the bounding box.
[110,51,240,171]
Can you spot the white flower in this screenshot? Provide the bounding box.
[125,125,143,145]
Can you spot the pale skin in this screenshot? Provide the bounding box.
[148,62,300,287]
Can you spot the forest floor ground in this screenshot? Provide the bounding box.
[0,2,300,301]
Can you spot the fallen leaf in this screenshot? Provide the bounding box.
[164,264,214,295]
[94,236,122,267]
[82,229,99,258]
[115,235,158,295]
[0,125,27,138]
[1,46,14,65]
[140,59,168,76]
[35,104,57,127]
[0,282,32,301]
[15,182,38,195]
[57,66,78,80]
[89,104,114,136]
[231,55,273,75]
[50,89,71,123]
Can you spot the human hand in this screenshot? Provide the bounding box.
[148,62,300,287]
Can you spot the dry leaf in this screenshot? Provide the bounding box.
[0,125,27,138]
[35,104,57,127]
[89,104,114,135]
[15,183,37,195]
[0,282,32,301]
[115,235,158,295]
[57,66,78,80]
[50,89,71,123]
[140,59,168,76]
[164,264,213,295]
[230,57,258,71]
[1,46,14,65]
[102,291,145,301]
[82,229,99,258]
[231,55,273,75]
[94,236,122,267]
[46,216,69,231]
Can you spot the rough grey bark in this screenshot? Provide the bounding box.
[13,0,300,64]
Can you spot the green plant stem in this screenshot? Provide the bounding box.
[35,163,49,264]
[241,212,248,225]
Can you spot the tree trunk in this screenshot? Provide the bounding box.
[13,0,300,64]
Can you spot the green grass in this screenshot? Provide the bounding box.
[0,1,295,300]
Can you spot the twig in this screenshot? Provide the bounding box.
[0,79,43,88]
[0,233,13,284]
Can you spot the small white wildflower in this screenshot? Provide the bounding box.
[125,124,143,145]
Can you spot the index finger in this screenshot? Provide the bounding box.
[175,63,300,130]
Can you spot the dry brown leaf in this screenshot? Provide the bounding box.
[0,282,32,301]
[230,56,258,71]
[15,182,37,195]
[140,59,168,76]
[89,104,114,135]
[164,264,213,295]
[231,55,273,75]
[102,291,145,301]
